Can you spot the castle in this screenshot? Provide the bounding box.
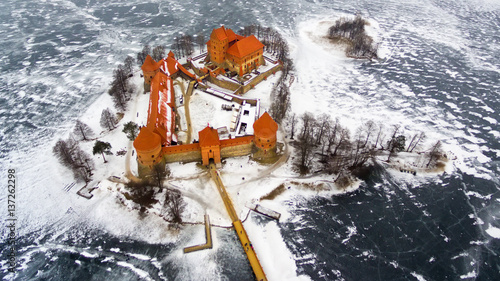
[133,26,278,175]
[206,25,265,76]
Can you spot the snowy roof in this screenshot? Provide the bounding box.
[226,35,264,58]
[147,72,175,145]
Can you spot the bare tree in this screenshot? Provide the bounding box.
[295,113,317,174]
[406,132,426,152]
[289,113,296,140]
[137,45,151,66]
[360,120,376,148]
[269,81,291,124]
[326,118,341,152]
[100,108,118,131]
[374,123,385,149]
[72,148,95,182]
[315,114,331,145]
[150,163,170,193]
[152,45,165,61]
[426,141,443,168]
[73,120,94,141]
[109,64,132,111]
[385,125,401,161]
[181,35,194,57]
[332,127,350,156]
[123,56,135,76]
[53,138,78,169]
[196,33,205,54]
[164,190,186,223]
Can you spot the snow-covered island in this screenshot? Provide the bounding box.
[51,23,452,281]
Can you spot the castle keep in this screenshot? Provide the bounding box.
[207,26,265,76]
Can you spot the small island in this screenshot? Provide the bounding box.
[327,14,379,60]
[51,23,451,281]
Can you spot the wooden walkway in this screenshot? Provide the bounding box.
[208,163,267,281]
[183,214,213,253]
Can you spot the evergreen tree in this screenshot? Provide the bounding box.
[122,121,139,141]
[93,141,112,163]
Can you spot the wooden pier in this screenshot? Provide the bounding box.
[184,214,213,253]
[208,163,267,281]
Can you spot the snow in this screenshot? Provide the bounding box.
[485,225,500,239]
[116,261,153,280]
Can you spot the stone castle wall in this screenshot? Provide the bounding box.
[241,64,282,94]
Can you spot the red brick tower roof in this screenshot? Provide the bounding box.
[141,55,162,72]
[253,112,278,138]
[199,126,220,147]
[134,126,161,151]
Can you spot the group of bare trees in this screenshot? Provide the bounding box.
[241,24,291,63]
[327,14,378,60]
[292,112,441,177]
[124,163,185,223]
[137,45,166,64]
[108,56,136,112]
[53,137,95,183]
[241,24,294,124]
[172,35,194,58]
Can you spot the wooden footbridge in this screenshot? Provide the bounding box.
[208,163,268,281]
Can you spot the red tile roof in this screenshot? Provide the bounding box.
[134,127,161,151]
[199,126,220,147]
[141,55,163,72]
[148,72,175,145]
[226,35,264,58]
[253,112,278,137]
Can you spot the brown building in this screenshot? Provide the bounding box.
[207,26,265,76]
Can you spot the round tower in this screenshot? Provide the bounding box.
[253,112,278,153]
[133,127,162,174]
[141,55,162,92]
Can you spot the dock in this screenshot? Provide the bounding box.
[208,163,267,281]
[184,214,213,253]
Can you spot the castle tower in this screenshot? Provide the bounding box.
[253,112,278,153]
[206,25,236,66]
[141,55,162,92]
[199,126,221,166]
[133,127,163,174]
